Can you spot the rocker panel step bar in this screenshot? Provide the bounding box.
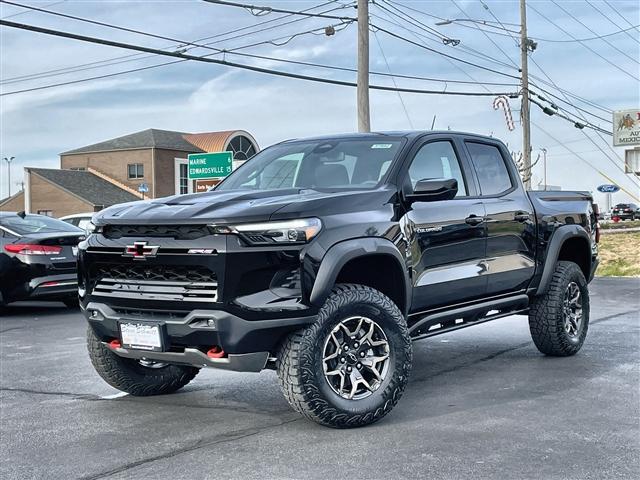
[409,294,529,340]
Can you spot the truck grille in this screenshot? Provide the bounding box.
[103,224,211,240]
[92,265,217,302]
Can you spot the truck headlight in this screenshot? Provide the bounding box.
[211,218,322,245]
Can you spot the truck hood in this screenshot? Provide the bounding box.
[94,187,395,225]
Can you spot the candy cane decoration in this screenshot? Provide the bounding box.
[493,95,515,131]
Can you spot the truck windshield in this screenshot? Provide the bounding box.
[217,138,404,191]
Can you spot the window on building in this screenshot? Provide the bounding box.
[128,163,144,179]
[37,210,53,217]
[465,142,513,196]
[226,135,257,161]
[179,163,189,194]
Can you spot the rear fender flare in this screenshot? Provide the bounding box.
[536,224,591,295]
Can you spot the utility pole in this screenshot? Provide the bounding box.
[519,0,532,189]
[357,0,370,132]
[3,156,14,197]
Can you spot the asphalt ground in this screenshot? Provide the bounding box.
[1,277,638,480]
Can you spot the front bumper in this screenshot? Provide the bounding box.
[107,345,270,372]
[84,301,316,371]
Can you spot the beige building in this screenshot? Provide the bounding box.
[0,128,259,217]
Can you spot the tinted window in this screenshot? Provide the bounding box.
[407,141,467,197]
[0,214,82,235]
[218,139,404,191]
[466,142,513,196]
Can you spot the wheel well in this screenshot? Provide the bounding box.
[557,237,591,280]
[334,254,406,313]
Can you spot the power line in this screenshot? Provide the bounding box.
[0,0,65,18]
[372,29,414,129]
[377,1,519,72]
[479,0,520,47]
[529,88,609,124]
[532,120,640,201]
[0,19,516,98]
[370,6,495,95]
[451,0,518,68]
[603,0,640,30]
[528,95,611,135]
[532,23,640,43]
[528,3,640,82]
[586,0,640,45]
[1,0,347,85]
[526,54,640,188]
[550,0,638,65]
[375,0,452,43]
[0,0,352,60]
[371,24,520,80]
[475,0,629,187]
[0,2,519,92]
[201,0,356,21]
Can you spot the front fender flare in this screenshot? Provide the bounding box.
[309,237,410,314]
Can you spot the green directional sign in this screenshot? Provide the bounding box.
[187,152,233,179]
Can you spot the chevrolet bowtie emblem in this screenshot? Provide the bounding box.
[123,241,159,260]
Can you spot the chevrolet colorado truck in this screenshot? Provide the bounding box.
[79,131,599,428]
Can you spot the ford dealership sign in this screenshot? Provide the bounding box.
[597,184,620,193]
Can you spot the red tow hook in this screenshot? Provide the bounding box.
[206,346,225,359]
[108,339,121,349]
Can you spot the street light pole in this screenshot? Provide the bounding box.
[357,0,370,132]
[3,156,15,197]
[542,148,548,190]
[519,0,532,189]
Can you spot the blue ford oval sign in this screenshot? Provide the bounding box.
[597,184,620,193]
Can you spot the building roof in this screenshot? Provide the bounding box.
[183,131,235,153]
[0,190,25,208]
[29,168,140,206]
[61,129,206,155]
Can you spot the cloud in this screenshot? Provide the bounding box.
[0,0,639,204]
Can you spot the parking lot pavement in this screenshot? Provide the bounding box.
[0,277,638,480]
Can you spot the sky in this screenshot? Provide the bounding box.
[1,0,639,208]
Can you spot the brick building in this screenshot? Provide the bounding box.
[0,128,258,217]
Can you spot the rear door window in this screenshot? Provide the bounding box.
[465,142,513,196]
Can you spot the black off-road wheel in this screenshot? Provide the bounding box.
[87,326,199,396]
[529,261,590,356]
[276,284,412,428]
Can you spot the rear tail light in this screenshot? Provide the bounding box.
[4,244,62,255]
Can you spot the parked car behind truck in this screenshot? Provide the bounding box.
[1,212,85,307]
[79,131,599,428]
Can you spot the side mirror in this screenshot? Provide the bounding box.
[407,178,458,202]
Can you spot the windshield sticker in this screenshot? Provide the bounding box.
[371,144,393,149]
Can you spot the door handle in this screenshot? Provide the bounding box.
[465,215,484,226]
[515,212,530,222]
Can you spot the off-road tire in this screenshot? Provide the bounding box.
[87,326,199,396]
[276,284,412,428]
[529,261,589,356]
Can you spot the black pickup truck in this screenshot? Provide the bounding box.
[79,131,599,428]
